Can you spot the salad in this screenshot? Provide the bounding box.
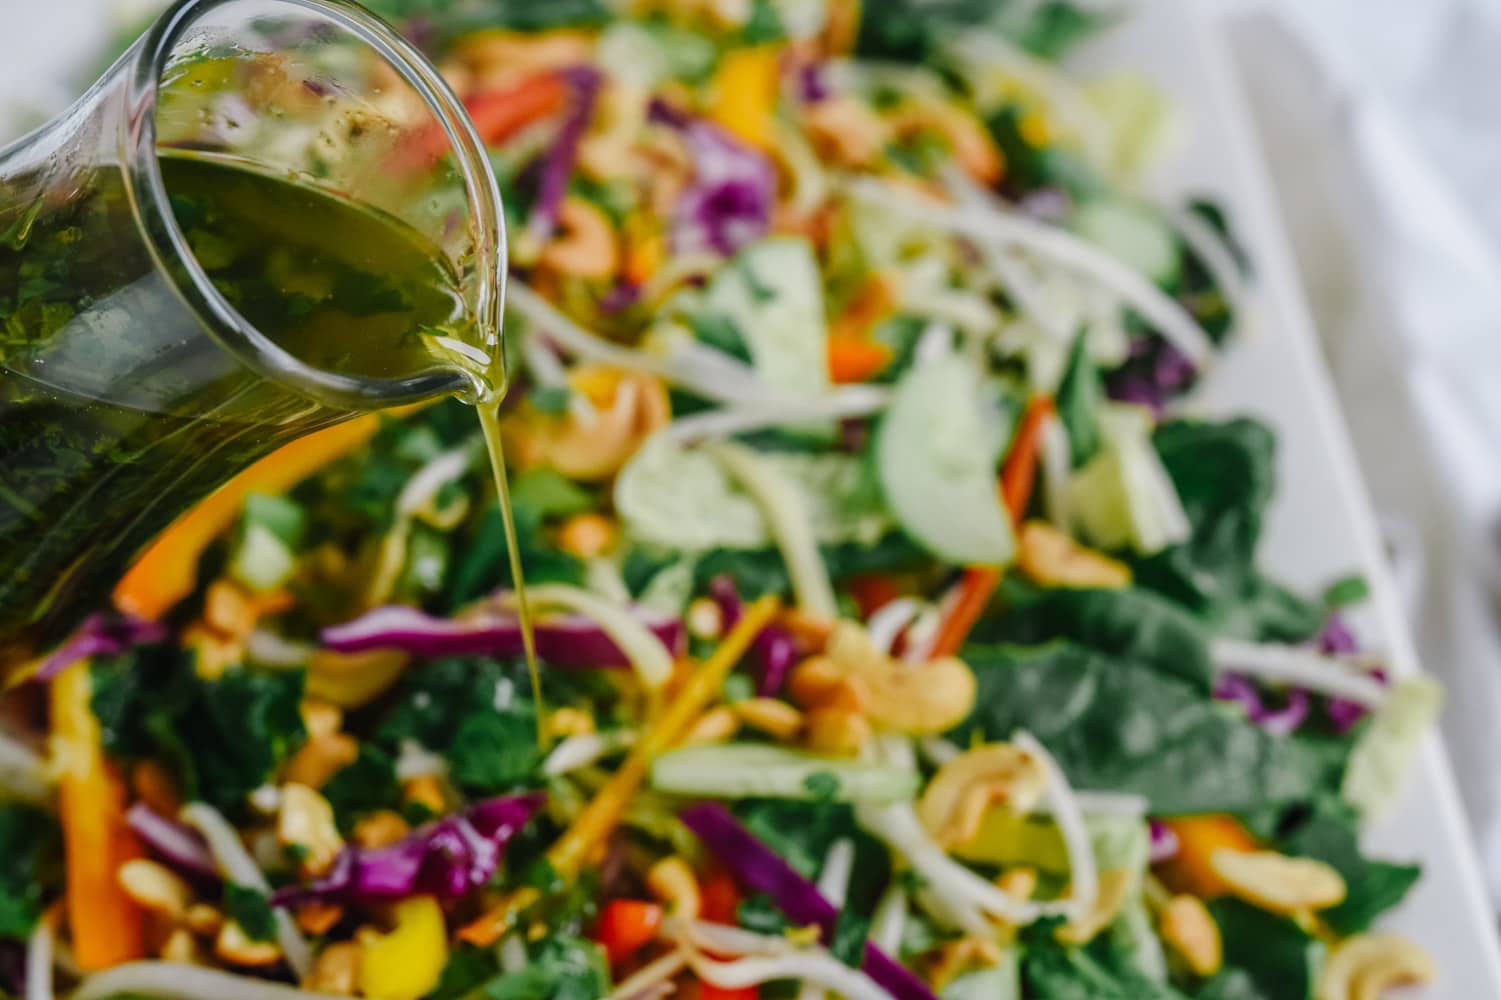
[0,1,1444,998]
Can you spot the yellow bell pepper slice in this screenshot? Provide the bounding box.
[709,45,782,151]
[360,897,450,1000]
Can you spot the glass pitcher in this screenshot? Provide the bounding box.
[0,0,507,674]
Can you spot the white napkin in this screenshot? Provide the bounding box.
[1224,0,1501,904]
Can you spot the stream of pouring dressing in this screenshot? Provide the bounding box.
[477,402,547,748]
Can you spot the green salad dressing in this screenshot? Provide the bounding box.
[0,152,540,714]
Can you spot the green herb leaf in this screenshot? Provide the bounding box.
[224,884,278,943]
[1056,328,1104,467]
[1322,574,1370,610]
[448,711,541,794]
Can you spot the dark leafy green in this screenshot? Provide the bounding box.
[320,745,402,831]
[1195,970,1266,1000]
[955,643,1321,814]
[362,0,609,39]
[0,804,59,939]
[429,946,501,1000]
[1278,801,1420,935]
[224,884,278,943]
[482,934,609,1000]
[978,578,1212,691]
[693,533,929,599]
[93,647,305,816]
[1133,419,1323,642]
[448,710,542,794]
[1209,899,1322,1000]
[856,0,1108,63]
[1021,938,1188,999]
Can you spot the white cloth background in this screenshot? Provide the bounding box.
[6,0,1501,901]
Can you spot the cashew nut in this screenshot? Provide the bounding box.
[306,940,363,995]
[184,903,225,937]
[1017,520,1132,590]
[804,98,891,168]
[1056,868,1133,945]
[215,920,283,967]
[732,698,805,741]
[1160,894,1222,977]
[540,197,620,281]
[283,731,360,790]
[353,811,411,850]
[681,706,741,747]
[886,99,1005,186]
[279,783,345,876]
[159,928,202,964]
[804,705,872,757]
[536,368,671,481]
[557,512,617,559]
[918,743,1048,849]
[1316,933,1435,1000]
[117,859,194,919]
[928,936,1006,990]
[821,622,977,734]
[1209,849,1347,915]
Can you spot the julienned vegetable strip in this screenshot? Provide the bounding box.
[926,397,1054,659]
[51,662,146,971]
[679,802,937,1000]
[457,595,781,946]
[113,415,384,620]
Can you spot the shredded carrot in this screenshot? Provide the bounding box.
[1155,815,1259,898]
[113,415,384,621]
[1000,396,1055,517]
[458,596,782,947]
[830,273,898,343]
[926,397,1054,659]
[392,71,568,172]
[826,335,893,384]
[52,662,146,970]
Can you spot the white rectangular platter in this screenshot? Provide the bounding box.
[1069,3,1501,994]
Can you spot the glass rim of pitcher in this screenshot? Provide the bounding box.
[124,0,507,410]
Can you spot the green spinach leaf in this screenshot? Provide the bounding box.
[1277,801,1420,935]
[978,578,1212,691]
[448,710,541,794]
[956,643,1321,814]
[1133,419,1322,642]
[1209,899,1322,1000]
[224,884,278,943]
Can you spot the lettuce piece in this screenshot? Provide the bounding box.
[1342,676,1442,819]
[1082,72,1181,182]
[1069,404,1190,555]
[615,437,891,551]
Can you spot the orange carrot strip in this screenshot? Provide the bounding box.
[926,397,1054,659]
[53,662,145,970]
[827,335,893,384]
[458,596,782,947]
[1154,815,1259,898]
[113,415,384,621]
[391,71,568,172]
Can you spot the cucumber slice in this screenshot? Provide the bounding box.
[1072,197,1182,287]
[651,743,920,803]
[705,238,830,399]
[875,355,1014,566]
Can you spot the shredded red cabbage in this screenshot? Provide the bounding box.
[126,803,219,880]
[1107,339,1196,419]
[272,794,542,907]
[33,613,169,683]
[680,802,937,1000]
[321,603,684,666]
[1148,819,1179,864]
[709,577,796,696]
[1317,614,1385,732]
[525,66,603,248]
[648,99,776,258]
[1213,673,1310,738]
